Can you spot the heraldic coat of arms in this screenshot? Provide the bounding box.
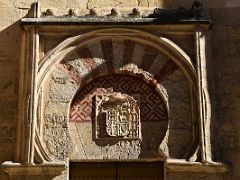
[95,92,141,140]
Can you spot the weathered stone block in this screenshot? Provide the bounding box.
[0,8,22,29]
[0,143,15,163]
[0,126,16,143]
[0,109,17,126]
[168,0,192,8]
[0,61,15,77]
[167,172,224,180]
[41,0,66,8]
[88,0,116,9]
[0,77,16,99]
[0,42,20,65]
[0,0,14,8]
[0,100,18,113]
[226,0,240,7]
[117,0,138,7]
[66,0,88,9]
[139,0,148,7]
[13,0,35,9]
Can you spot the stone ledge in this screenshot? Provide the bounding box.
[20,17,212,26]
[1,160,230,176]
[166,159,230,173]
[1,161,66,176]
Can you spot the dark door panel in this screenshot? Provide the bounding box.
[117,162,164,180]
[70,161,164,180]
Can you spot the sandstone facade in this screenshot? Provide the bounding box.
[0,0,239,180]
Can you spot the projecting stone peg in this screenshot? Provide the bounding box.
[89,8,99,17]
[69,9,77,16]
[111,8,121,17]
[132,8,142,17]
[45,9,55,16]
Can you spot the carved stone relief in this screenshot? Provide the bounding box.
[95,93,141,140]
[44,113,73,160]
[41,69,77,160]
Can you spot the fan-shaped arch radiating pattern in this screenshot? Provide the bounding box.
[56,38,178,86]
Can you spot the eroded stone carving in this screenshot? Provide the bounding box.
[44,113,73,160]
[95,93,141,140]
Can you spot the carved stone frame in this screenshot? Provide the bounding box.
[2,2,229,180]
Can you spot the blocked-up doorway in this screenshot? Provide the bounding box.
[69,161,164,180]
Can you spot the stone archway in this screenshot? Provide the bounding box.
[33,28,198,163]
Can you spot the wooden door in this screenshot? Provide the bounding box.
[70,161,164,180]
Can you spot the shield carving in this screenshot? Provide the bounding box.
[95,93,141,140]
[106,107,130,137]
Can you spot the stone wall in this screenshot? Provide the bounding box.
[206,1,240,180]
[0,0,239,180]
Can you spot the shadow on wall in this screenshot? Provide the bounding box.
[0,20,22,164]
[0,18,22,180]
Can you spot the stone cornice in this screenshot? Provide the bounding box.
[21,17,211,27]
